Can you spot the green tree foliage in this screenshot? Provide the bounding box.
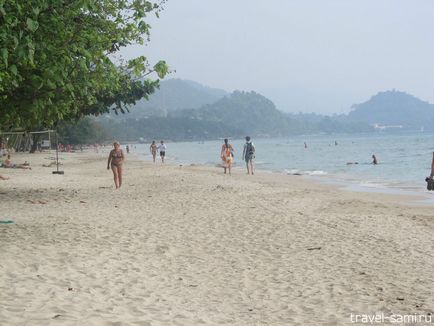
[57,117,110,144]
[0,0,169,130]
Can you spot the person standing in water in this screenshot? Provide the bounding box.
[220,138,234,175]
[242,136,255,175]
[372,154,378,165]
[150,140,157,163]
[157,140,167,163]
[107,141,125,189]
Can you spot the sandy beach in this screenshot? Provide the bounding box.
[0,151,433,325]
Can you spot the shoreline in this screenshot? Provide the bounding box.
[1,151,433,325]
[129,132,434,203]
[135,149,434,207]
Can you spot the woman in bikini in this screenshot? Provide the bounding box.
[221,138,234,175]
[107,141,125,189]
[150,140,157,163]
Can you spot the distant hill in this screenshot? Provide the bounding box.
[108,78,228,119]
[63,85,434,143]
[169,91,296,137]
[348,90,434,130]
[100,90,372,141]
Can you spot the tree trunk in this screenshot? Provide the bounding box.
[29,134,41,153]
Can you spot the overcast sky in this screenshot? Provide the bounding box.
[122,0,434,115]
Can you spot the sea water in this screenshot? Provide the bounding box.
[133,132,434,193]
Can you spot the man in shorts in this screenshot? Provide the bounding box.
[157,140,167,163]
[242,136,255,175]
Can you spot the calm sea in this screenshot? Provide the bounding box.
[132,132,434,193]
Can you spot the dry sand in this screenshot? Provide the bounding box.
[0,151,433,325]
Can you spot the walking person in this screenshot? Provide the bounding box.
[150,140,157,163]
[157,140,167,163]
[242,136,255,175]
[220,138,234,175]
[107,141,125,189]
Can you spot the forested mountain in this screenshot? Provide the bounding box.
[107,78,228,119]
[169,91,294,137]
[77,84,434,143]
[348,90,434,130]
[99,91,372,141]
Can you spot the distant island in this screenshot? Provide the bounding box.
[59,80,434,143]
[348,89,434,131]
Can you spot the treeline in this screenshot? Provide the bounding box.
[95,91,372,142]
[57,118,110,145]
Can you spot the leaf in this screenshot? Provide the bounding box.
[153,60,168,79]
[32,7,40,16]
[46,79,56,89]
[26,18,39,32]
[9,65,17,75]
[31,75,44,89]
[0,48,7,67]
[28,42,35,64]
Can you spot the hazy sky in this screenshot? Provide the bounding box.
[122,0,434,114]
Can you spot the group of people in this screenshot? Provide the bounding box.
[149,140,167,163]
[106,137,256,189]
[220,136,256,175]
[0,152,32,181]
[107,140,168,189]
